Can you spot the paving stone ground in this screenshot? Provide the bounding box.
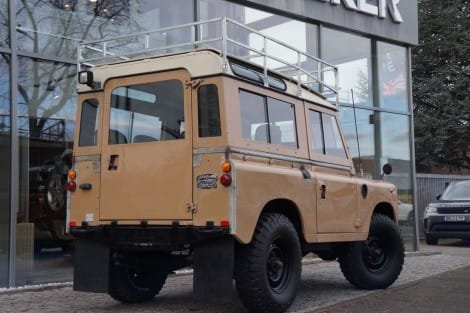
[1,239,469,313]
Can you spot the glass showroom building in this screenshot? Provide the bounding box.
[0,0,418,288]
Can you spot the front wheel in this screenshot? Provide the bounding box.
[235,213,301,313]
[425,234,438,245]
[108,264,168,303]
[338,214,404,290]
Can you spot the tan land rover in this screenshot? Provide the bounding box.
[68,18,404,313]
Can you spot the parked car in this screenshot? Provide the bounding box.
[423,180,470,245]
[397,200,414,224]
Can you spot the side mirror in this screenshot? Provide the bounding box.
[382,163,393,176]
[436,194,441,200]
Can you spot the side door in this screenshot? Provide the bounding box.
[99,70,193,221]
[306,105,358,233]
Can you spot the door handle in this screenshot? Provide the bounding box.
[79,183,92,190]
[320,184,326,199]
[108,154,119,170]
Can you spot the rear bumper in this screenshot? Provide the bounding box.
[70,224,230,250]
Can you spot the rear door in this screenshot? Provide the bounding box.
[69,93,103,225]
[100,70,193,221]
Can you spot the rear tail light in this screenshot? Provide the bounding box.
[221,161,231,173]
[67,169,77,192]
[66,181,77,192]
[220,161,232,187]
[220,174,232,187]
[68,169,77,180]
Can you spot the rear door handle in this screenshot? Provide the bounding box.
[108,154,119,170]
[79,183,92,190]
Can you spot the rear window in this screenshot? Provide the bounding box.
[78,99,99,147]
[109,80,184,144]
[198,85,221,137]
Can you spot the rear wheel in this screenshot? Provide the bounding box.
[425,234,438,245]
[108,263,167,303]
[235,213,301,313]
[338,214,404,290]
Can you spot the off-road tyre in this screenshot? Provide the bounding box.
[108,264,167,303]
[338,214,404,290]
[235,213,301,313]
[425,234,438,245]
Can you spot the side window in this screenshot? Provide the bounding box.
[109,80,184,144]
[79,99,99,147]
[309,110,347,158]
[239,90,298,148]
[198,85,221,137]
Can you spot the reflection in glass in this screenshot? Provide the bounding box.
[16,0,194,59]
[17,57,76,286]
[338,107,375,177]
[322,28,372,106]
[378,42,409,112]
[0,1,9,47]
[379,112,415,250]
[0,54,10,287]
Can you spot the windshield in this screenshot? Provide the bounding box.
[441,181,470,201]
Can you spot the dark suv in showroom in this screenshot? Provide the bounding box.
[424,180,470,245]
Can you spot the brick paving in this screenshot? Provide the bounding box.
[1,242,470,313]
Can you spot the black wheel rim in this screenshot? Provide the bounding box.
[266,239,290,293]
[362,235,389,271]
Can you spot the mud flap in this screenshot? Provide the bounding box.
[193,236,234,303]
[73,239,110,292]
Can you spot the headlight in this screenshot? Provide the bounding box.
[424,205,437,218]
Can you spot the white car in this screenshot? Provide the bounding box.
[397,200,414,223]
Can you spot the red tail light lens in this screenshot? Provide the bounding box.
[66,181,77,192]
[220,174,232,187]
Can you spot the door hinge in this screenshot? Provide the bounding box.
[185,79,203,89]
[186,202,198,214]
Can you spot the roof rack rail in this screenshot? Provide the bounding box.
[78,17,338,104]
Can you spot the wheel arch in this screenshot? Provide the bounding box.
[261,198,305,244]
[373,202,397,223]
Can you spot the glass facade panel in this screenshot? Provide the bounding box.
[0,1,8,47]
[379,112,415,250]
[377,42,409,112]
[16,57,76,286]
[0,54,10,288]
[322,28,372,107]
[339,107,376,177]
[16,0,194,59]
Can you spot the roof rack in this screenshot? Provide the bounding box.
[78,17,338,104]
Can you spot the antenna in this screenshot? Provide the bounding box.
[351,89,363,177]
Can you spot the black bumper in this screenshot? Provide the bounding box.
[70,224,230,250]
[424,216,470,240]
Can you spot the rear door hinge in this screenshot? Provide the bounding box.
[186,202,198,214]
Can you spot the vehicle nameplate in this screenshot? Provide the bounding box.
[197,174,218,189]
[444,215,466,222]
